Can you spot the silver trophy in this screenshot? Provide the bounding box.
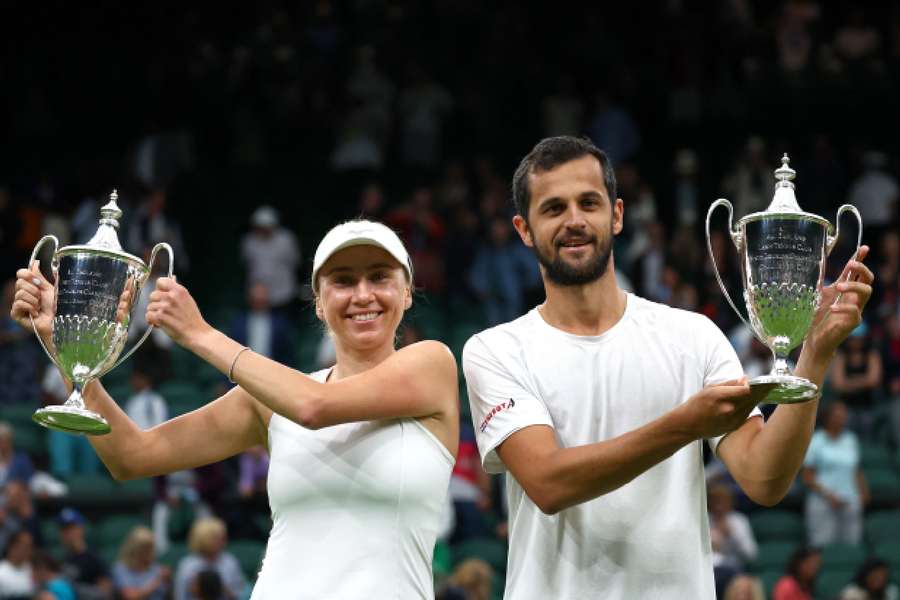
[706,155,862,403]
[28,190,173,434]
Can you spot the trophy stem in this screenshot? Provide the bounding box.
[32,381,111,436]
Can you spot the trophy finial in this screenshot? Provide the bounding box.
[99,189,123,225]
[774,153,796,187]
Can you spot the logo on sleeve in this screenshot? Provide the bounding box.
[479,399,516,433]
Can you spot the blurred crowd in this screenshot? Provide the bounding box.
[2,1,900,598]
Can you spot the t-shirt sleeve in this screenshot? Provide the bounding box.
[462,334,554,474]
[699,317,762,455]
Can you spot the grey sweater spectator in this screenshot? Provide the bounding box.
[240,206,300,311]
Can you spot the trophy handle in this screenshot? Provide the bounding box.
[705,199,752,331]
[109,242,175,370]
[27,235,64,372]
[826,204,863,256]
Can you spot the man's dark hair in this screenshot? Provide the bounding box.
[511,136,617,219]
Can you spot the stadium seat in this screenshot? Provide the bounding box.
[759,570,782,596]
[157,381,205,407]
[229,540,266,579]
[820,543,866,571]
[865,511,900,546]
[12,426,47,460]
[865,468,900,506]
[96,514,149,548]
[159,542,188,568]
[66,474,118,505]
[750,510,804,543]
[873,541,900,566]
[816,568,855,600]
[491,572,505,600]
[452,537,508,574]
[40,520,60,547]
[433,540,452,579]
[861,442,894,469]
[752,541,797,572]
[1,404,37,428]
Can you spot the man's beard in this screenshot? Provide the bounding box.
[532,228,614,286]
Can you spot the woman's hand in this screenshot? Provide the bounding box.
[146,277,214,351]
[11,261,55,344]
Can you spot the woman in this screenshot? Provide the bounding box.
[773,547,821,600]
[0,529,34,599]
[802,401,869,547]
[112,526,170,600]
[831,322,883,436]
[840,558,900,600]
[12,220,459,598]
[173,517,244,600]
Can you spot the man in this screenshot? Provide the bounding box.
[462,136,873,598]
[58,508,113,600]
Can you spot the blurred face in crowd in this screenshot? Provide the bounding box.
[798,552,821,582]
[5,481,28,513]
[60,523,85,549]
[316,245,411,353]
[6,531,33,565]
[824,402,848,434]
[708,486,733,517]
[865,565,889,592]
[514,155,623,287]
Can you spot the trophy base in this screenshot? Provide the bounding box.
[750,375,819,404]
[33,406,111,436]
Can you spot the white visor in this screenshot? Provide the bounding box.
[311,220,413,293]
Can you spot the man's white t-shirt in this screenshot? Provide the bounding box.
[462,294,758,600]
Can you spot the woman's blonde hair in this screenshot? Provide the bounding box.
[449,558,493,600]
[188,517,227,555]
[118,526,155,570]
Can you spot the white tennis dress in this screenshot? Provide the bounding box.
[250,369,454,599]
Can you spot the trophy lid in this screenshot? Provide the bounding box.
[85,190,125,252]
[55,190,146,269]
[736,154,832,230]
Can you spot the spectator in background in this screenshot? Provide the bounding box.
[723,136,772,218]
[884,314,900,448]
[448,422,492,544]
[802,402,869,547]
[773,547,821,600]
[386,186,447,293]
[723,574,766,600]
[586,93,640,165]
[0,279,41,406]
[126,187,190,273]
[111,527,170,600]
[0,529,35,599]
[58,507,113,600]
[42,366,101,479]
[849,151,898,241]
[671,149,701,228]
[469,216,540,326]
[831,322,882,436]
[445,206,481,308]
[127,259,174,385]
[708,484,757,594]
[173,517,245,600]
[3,481,41,547]
[542,76,584,138]
[240,206,300,314]
[839,557,900,600]
[229,282,295,367]
[233,445,269,540]
[0,186,22,277]
[440,558,492,600]
[192,569,223,600]
[124,366,168,431]
[397,64,453,172]
[32,551,76,600]
[0,424,34,489]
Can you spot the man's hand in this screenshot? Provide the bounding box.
[677,378,773,440]
[805,246,874,361]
